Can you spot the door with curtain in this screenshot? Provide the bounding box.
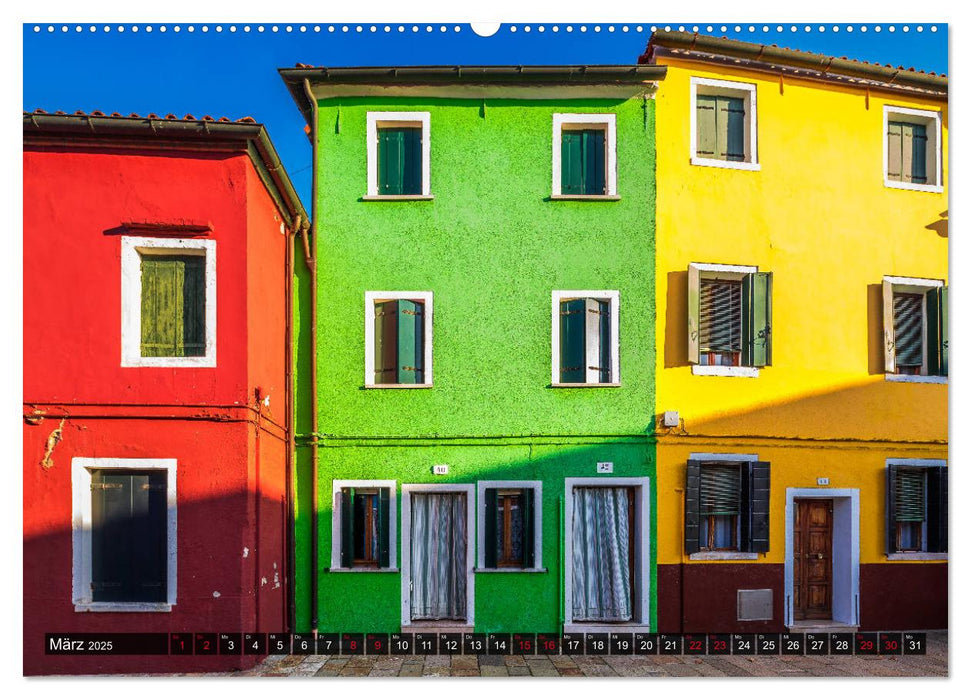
[410,492,468,621]
[572,486,635,622]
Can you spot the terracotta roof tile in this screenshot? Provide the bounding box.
[23,109,262,125]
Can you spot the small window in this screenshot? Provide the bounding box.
[884,106,942,192]
[552,290,620,386]
[552,114,617,198]
[882,276,947,379]
[886,463,946,555]
[364,291,433,387]
[333,480,397,570]
[685,459,770,555]
[484,488,535,568]
[691,78,758,170]
[366,112,431,198]
[688,264,771,374]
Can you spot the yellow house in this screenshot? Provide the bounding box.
[643,31,947,633]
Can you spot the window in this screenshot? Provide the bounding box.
[551,290,620,386]
[477,481,542,570]
[364,291,433,387]
[121,237,216,367]
[884,106,943,192]
[332,480,397,570]
[72,457,178,612]
[688,263,771,376]
[551,114,617,198]
[366,112,431,198]
[886,461,946,556]
[685,458,770,556]
[691,78,758,170]
[882,276,947,382]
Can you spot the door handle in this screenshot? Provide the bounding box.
[816,554,824,560]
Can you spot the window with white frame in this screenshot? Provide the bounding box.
[366,112,431,198]
[690,77,759,170]
[885,460,946,555]
[121,236,216,368]
[552,290,620,386]
[365,291,433,387]
[477,481,542,570]
[72,457,178,612]
[331,480,397,570]
[552,114,617,198]
[687,263,771,376]
[884,106,943,192]
[882,276,947,381]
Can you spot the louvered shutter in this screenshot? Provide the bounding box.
[340,488,353,568]
[583,129,606,195]
[882,280,896,373]
[378,128,402,194]
[743,272,772,367]
[484,488,498,568]
[684,461,702,554]
[887,122,903,182]
[927,467,947,553]
[939,286,948,376]
[687,265,700,364]
[397,300,424,384]
[885,465,898,554]
[721,96,746,162]
[909,123,928,184]
[926,286,948,377]
[699,279,742,356]
[559,299,586,383]
[561,131,582,194]
[378,488,391,568]
[374,301,398,384]
[895,469,925,523]
[403,127,423,195]
[741,461,770,553]
[696,95,717,158]
[522,488,535,569]
[893,293,924,371]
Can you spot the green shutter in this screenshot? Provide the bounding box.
[583,129,606,195]
[742,271,772,367]
[696,95,717,158]
[597,299,611,383]
[378,488,391,568]
[559,299,586,383]
[887,122,903,182]
[909,123,928,184]
[140,255,205,358]
[340,488,353,568]
[378,127,421,195]
[886,465,898,555]
[927,286,948,376]
[895,469,925,522]
[561,131,582,194]
[684,461,702,555]
[720,96,746,161]
[561,129,605,195]
[397,300,424,384]
[687,265,700,364]
[522,488,535,569]
[939,286,948,376]
[742,461,771,553]
[374,301,398,384]
[927,467,947,553]
[484,488,498,568]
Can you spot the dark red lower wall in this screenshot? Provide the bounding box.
[657,563,785,633]
[859,563,947,631]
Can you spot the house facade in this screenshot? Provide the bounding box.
[23,111,307,674]
[280,65,666,635]
[643,32,948,633]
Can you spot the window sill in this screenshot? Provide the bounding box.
[361,194,434,201]
[563,623,651,634]
[689,552,759,561]
[365,383,433,389]
[885,374,947,384]
[883,180,944,194]
[74,602,173,613]
[690,156,761,172]
[329,567,400,573]
[692,365,759,378]
[474,567,548,574]
[549,194,621,201]
[886,552,948,561]
[122,356,216,368]
[551,382,622,388]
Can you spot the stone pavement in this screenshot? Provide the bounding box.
[207,631,947,678]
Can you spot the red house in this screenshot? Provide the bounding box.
[23,110,307,675]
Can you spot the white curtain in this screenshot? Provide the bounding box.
[572,487,633,622]
[410,492,467,620]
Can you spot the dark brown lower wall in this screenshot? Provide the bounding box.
[859,563,947,631]
[657,563,785,633]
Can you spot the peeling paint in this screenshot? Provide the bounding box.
[40,418,66,470]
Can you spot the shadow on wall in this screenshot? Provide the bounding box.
[926,210,948,239]
[664,270,688,369]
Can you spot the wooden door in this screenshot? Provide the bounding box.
[793,499,833,620]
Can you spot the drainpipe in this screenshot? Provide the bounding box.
[301,78,321,633]
[285,214,301,633]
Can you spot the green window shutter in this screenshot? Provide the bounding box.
[340,488,353,568]
[885,466,898,554]
[397,300,424,384]
[700,279,742,356]
[403,127,422,195]
[887,122,903,182]
[687,265,700,364]
[927,286,948,376]
[484,488,498,568]
[893,292,924,370]
[909,123,928,184]
[927,467,947,553]
[882,280,896,373]
[939,286,948,376]
[140,255,205,358]
[742,271,772,367]
[720,96,746,161]
[378,488,391,568]
[597,299,611,383]
[561,131,582,194]
[522,488,535,569]
[684,461,702,554]
[741,461,771,553]
[559,299,586,383]
[181,257,206,356]
[895,469,925,523]
[696,95,717,158]
[374,301,398,384]
[583,129,606,195]
[378,128,403,194]
[900,123,914,183]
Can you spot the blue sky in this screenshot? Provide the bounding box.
[23,22,947,209]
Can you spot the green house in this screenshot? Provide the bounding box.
[281,65,665,636]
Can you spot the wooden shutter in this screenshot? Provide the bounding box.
[522,488,535,568]
[561,131,582,194]
[886,465,898,554]
[742,271,772,367]
[583,129,606,195]
[378,488,391,568]
[140,255,205,358]
[901,123,914,183]
[374,301,398,384]
[720,96,746,161]
[909,123,928,184]
[882,279,896,373]
[484,488,498,568]
[927,467,947,553]
[887,122,903,182]
[939,286,948,376]
[893,292,924,370]
[397,300,424,384]
[741,461,771,553]
[696,95,717,158]
[559,299,586,383]
[684,461,702,554]
[927,286,948,376]
[403,127,422,194]
[597,299,611,383]
[687,265,700,364]
[340,488,353,568]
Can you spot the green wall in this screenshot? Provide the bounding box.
[295,93,658,633]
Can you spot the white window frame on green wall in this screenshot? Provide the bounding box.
[551,290,621,387]
[690,77,759,171]
[364,291,434,388]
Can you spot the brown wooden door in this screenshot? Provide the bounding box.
[793,499,833,620]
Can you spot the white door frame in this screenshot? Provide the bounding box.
[564,477,651,633]
[784,488,860,626]
[400,484,476,627]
